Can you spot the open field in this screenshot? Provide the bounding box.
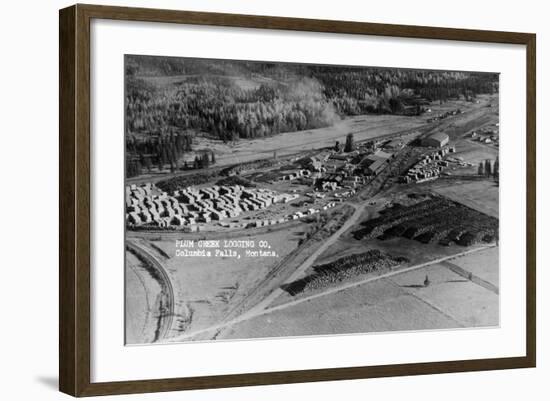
[217,247,498,340]
[422,95,499,140]
[388,261,498,327]
[448,139,498,176]
[432,180,499,218]
[445,246,499,288]
[192,114,425,167]
[125,251,163,344]
[147,227,306,336]
[219,279,459,339]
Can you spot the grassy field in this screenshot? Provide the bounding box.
[445,246,499,288]
[191,114,426,168]
[219,279,458,339]
[432,180,499,218]
[447,140,499,175]
[218,247,499,340]
[388,260,498,327]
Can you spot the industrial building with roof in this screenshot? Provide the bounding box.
[421,132,449,147]
[360,150,393,175]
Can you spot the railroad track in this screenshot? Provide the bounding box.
[126,240,176,342]
[211,205,358,336]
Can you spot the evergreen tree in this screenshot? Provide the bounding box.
[484,159,492,177]
[478,162,484,176]
[493,156,499,181]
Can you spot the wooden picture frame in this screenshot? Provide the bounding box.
[59,3,536,397]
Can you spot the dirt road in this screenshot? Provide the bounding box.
[167,244,495,343]
[239,203,365,318]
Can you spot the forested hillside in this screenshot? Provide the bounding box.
[125,55,498,177]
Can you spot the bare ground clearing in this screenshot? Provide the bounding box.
[217,247,498,340]
[432,180,499,218]
[153,227,304,336]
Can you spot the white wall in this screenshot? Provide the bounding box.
[0,1,546,400]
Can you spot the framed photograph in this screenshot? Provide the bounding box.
[59,4,536,397]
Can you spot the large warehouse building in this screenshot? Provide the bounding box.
[360,150,393,175]
[421,132,449,147]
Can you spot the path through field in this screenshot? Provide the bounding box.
[168,243,495,343]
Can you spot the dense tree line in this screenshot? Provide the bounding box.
[125,129,193,177]
[126,77,338,142]
[312,67,497,115]
[477,157,499,180]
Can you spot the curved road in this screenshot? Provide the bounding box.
[126,240,175,342]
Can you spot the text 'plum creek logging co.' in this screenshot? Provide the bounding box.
[174,239,277,258]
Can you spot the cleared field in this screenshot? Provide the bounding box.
[125,252,163,344]
[446,246,499,288]
[219,278,459,340]
[422,95,498,140]
[445,139,498,175]
[218,249,498,340]
[192,114,426,167]
[389,262,498,327]
[432,180,499,218]
[444,109,498,141]
[150,227,306,336]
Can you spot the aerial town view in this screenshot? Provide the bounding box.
[124,55,499,345]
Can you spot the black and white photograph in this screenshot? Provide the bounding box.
[124,55,500,345]
[2,0,545,399]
